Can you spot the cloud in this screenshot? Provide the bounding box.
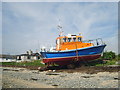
[2,2,118,54]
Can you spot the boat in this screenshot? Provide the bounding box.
[40,24,106,68]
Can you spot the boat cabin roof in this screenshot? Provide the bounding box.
[56,34,82,39]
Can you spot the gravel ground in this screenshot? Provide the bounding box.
[1,67,119,88]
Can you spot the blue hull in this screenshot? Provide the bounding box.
[40,45,106,59]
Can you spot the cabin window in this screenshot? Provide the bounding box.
[73,38,76,42]
[78,37,81,42]
[63,38,67,42]
[68,38,71,42]
[56,40,57,44]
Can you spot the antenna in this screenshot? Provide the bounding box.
[57,19,63,36]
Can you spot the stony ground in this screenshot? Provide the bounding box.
[1,66,119,88]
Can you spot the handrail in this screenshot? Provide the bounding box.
[82,38,105,46]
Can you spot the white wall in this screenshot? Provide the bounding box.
[21,56,28,61]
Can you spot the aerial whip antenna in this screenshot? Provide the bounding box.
[57,19,63,36]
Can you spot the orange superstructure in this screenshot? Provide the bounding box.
[56,34,93,51]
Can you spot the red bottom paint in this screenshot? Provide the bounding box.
[43,54,101,66]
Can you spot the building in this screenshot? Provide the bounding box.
[0,54,17,62]
[17,50,41,61]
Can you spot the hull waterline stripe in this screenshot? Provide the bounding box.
[43,54,101,60]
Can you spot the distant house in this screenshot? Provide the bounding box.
[0,54,16,60]
[0,54,17,62]
[17,51,41,61]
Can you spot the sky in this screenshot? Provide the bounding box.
[2,2,118,55]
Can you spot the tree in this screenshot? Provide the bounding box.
[117,54,120,60]
[102,51,116,60]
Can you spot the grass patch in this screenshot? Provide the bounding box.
[1,60,45,67]
[95,60,118,66]
[83,58,119,67]
[1,59,119,67]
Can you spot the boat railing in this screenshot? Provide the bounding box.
[40,44,56,52]
[82,38,105,46]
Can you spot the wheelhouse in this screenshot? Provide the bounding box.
[56,34,93,51]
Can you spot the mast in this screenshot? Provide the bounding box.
[57,19,63,37]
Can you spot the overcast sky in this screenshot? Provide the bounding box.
[2,2,118,55]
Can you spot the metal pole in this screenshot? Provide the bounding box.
[75,44,78,61]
